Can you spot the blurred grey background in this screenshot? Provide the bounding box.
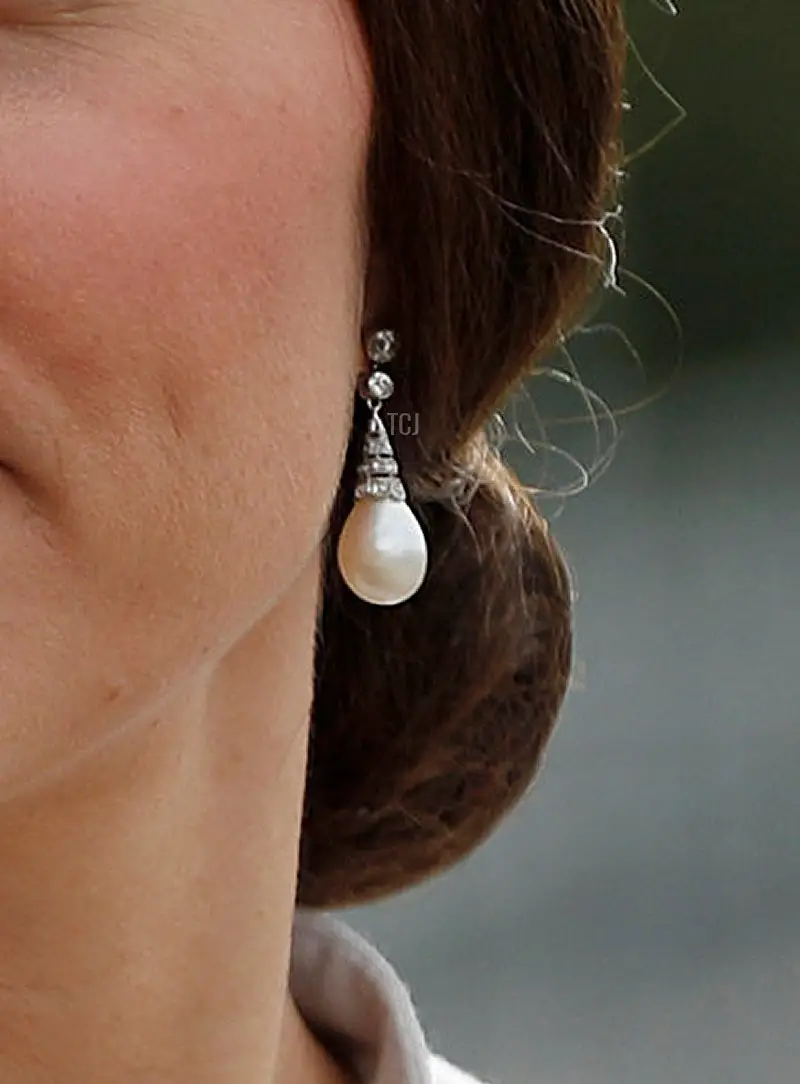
[343,4,800,1083]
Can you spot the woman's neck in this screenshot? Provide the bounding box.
[0,560,344,1084]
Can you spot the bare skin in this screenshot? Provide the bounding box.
[0,2,372,1082]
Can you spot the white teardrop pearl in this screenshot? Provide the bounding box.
[337,497,428,606]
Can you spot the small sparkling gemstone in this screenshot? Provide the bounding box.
[366,329,398,364]
[355,477,406,501]
[365,435,393,457]
[366,371,395,400]
[358,457,399,477]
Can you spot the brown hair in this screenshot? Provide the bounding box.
[298,0,626,908]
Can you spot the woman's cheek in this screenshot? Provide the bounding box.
[0,0,372,796]
[0,46,365,441]
[0,4,370,615]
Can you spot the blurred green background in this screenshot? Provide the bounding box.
[343,4,800,1083]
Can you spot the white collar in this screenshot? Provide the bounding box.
[290,910,433,1084]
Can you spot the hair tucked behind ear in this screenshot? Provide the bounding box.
[297,0,626,909]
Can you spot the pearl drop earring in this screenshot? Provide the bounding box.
[336,329,428,606]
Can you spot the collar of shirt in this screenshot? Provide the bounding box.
[290,910,484,1084]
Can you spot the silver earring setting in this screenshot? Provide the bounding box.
[336,330,428,606]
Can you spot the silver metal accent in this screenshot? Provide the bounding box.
[359,457,399,477]
[366,329,398,365]
[353,411,407,502]
[365,370,395,401]
[355,476,407,501]
[351,329,409,502]
[365,435,393,457]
